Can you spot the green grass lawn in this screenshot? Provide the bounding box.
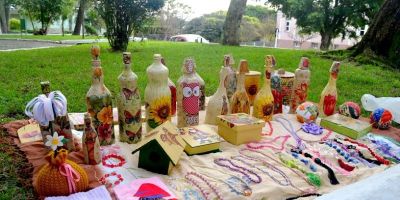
[1,41,400,123]
[0,34,104,41]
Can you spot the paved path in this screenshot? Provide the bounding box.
[0,39,68,50]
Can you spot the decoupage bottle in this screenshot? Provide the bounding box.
[253,55,275,122]
[40,81,75,151]
[177,58,200,127]
[230,59,250,114]
[223,54,237,101]
[205,67,230,125]
[117,52,142,144]
[270,56,283,114]
[145,54,172,132]
[319,61,340,116]
[82,113,101,165]
[161,57,177,116]
[86,45,114,146]
[290,57,311,113]
[195,69,206,111]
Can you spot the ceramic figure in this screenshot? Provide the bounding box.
[290,57,311,113]
[161,57,177,116]
[253,55,275,122]
[205,67,231,125]
[319,61,340,116]
[86,45,114,146]
[230,60,250,114]
[223,54,237,101]
[145,54,172,132]
[82,113,101,165]
[117,52,142,144]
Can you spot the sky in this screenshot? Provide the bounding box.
[178,0,267,19]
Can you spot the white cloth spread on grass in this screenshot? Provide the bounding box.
[45,185,111,200]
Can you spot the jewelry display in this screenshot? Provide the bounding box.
[275,116,305,149]
[214,158,262,184]
[278,153,321,187]
[185,171,223,200]
[344,138,391,165]
[290,152,318,172]
[306,144,352,176]
[246,135,290,151]
[301,123,323,135]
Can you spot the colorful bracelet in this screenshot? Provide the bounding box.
[102,154,126,168]
[99,171,124,188]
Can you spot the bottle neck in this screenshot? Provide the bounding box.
[237,74,246,91]
[91,66,104,86]
[328,74,337,86]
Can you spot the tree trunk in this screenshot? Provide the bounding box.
[0,0,8,33]
[320,32,332,51]
[62,18,65,36]
[222,0,247,46]
[352,0,400,67]
[73,0,86,35]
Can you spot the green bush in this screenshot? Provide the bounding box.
[9,18,20,30]
[84,24,98,36]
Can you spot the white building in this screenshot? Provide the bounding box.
[275,11,366,50]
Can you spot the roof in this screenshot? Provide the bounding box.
[132,121,185,165]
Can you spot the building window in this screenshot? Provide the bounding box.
[293,41,300,48]
[285,21,290,31]
[311,42,319,49]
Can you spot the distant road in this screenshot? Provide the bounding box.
[0,39,69,51]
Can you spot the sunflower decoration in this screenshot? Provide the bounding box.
[97,106,113,125]
[147,96,171,129]
[253,96,274,121]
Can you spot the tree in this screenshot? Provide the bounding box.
[222,0,247,45]
[97,0,164,51]
[352,0,400,67]
[0,0,13,33]
[184,11,226,43]
[73,0,85,35]
[61,0,76,36]
[267,0,383,50]
[158,0,191,39]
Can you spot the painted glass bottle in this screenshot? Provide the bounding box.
[161,57,177,116]
[290,57,311,113]
[205,67,230,125]
[145,54,172,132]
[230,59,250,114]
[82,113,101,165]
[270,56,283,114]
[177,58,200,127]
[86,45,114,146]
[319,61,340,116]
[223,54,237,101]
[117,52,142,144]
[253,55,275,122]
[195,70,206,111]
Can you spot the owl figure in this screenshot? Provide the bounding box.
[182,82,200,125]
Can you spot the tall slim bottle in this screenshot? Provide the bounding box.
[230,60,250,114]
[82,113,101,165]
[319,61,340,116]
[161,57,177,116]
[205,67,230,125]
[223,54,237,101]
[269,56,283,114]
[117,52,142,144]
[86,45,114,146]
[290,57,311,113]
[253,55,275,122]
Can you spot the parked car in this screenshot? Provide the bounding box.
[170,34,210,44]
[129,36,148,42]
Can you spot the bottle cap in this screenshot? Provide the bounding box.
[238,59,249,73]
[91,45,100,60]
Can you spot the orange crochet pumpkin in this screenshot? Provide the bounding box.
[36,149,89,197]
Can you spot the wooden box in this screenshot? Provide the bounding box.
[320,113,372,139]
[179,124,221,155]
[217,113,264,145]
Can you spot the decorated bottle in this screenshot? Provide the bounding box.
[195,70,206,110]
[40,81,75,151]
[223,54,237,101]
[177,58,200,127]
[270,56,283,114]
[319,61,340,116]
[82,113,101,165]
[145,54,172,132]
[86,45,114,146]
[253,55,275,122]
[290,57,311,113]
[161,57,177,116]
[117,52,142,144]
[230,59,250,114]
[205,67,230,125]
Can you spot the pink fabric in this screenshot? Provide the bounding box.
[113,177,177,200]
[59,163,81,194]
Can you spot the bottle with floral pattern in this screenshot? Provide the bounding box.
[145,54,172,132]
[253,55,275,122]
[177,58,200,127]
[319,61,340,116]
[269,56,283,114]
[230,59,250,114]
[195,69,206,110]
[290,57,311,113]
[205,67,230,125]
[82,113,101,165]
[223,54,237,101]
[117,52,142,144]
[86,45,114,146]
[161,57,177,116]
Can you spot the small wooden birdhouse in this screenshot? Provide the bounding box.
[132,121,185,175]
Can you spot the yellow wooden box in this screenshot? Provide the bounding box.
[217,113,265,145]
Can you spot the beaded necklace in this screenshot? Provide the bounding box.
[324,140,359,164]
[262,121,274,136]
[331,139,379,168]
[275,116,305,149]
[278,153,321,187]
[185,171,223,200]
[246,135,290,151]
[290,152,318,172]
[344,138,390,165]
[214,158,262,184]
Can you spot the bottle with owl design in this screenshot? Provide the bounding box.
[161,57,177,116]
[319,61,340,116]
[253,55,275,122]
[290,57,311,113]
[223,54,237,102]
[117,52,142,144]
[145,54,172,132]
[205,67,230,125]
[230,60,250,114]
[86,45,114,146]
[177,58,200,127]
[82,113,101,165]
[270,56,283,114]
